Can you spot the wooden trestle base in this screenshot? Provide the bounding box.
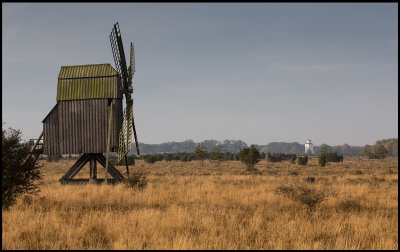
[59,153,124,184]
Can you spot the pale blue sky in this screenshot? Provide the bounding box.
[2,3,398,146]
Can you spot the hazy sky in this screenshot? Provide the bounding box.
[2,3,398,146]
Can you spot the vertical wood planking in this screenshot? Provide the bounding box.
[51,98,121,155]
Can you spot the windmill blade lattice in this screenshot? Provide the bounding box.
[117,104,133,162]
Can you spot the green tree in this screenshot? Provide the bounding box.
[297,156,308,165]
[210,145,225,165]
[238,145,260,171]
[320,144,331,154]
[374,144,388,159]
[362,145,375,159]
[318,154,327,167]
[194,144,208,167]
[2,125,41,209]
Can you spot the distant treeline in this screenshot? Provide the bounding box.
[361,138,398,159]
[114,151,268,165]
[136,139,248,154]
[45,138,397,163]
[135,139,366,155]
[266,152,297,162]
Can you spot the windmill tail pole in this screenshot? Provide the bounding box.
[105,102,113,185]
[23,131,43,165]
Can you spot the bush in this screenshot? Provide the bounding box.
[194,144,208,166]
[318,154,327,167]
[297,156,308,165]
[124,172,147,190]
[164,153,173,161]
[238,145,261,171]
[2,125,41,209]
[275,185,329,214]
[144,155,157,164]
[267,152,297,162]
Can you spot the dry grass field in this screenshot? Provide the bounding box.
[2,157,398,250]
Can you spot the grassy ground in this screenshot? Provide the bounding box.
[2,157,398,249]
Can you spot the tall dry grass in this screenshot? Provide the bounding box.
[2,158,398,249]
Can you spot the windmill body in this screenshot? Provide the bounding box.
[42,64,123,155]
[38,23,139,184]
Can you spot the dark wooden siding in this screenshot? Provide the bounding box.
[58,98,122,154]
[43,105,60,155]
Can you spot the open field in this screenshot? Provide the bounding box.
[2,158,398,250]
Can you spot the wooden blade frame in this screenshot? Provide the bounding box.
[110,22,140,161]
[110,22,129,89]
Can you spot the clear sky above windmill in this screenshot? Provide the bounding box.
[2,3,398,146]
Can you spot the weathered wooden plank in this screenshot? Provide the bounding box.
[59,102,64,154]
[79,100,83,153]
[53,105,59,154]
[71,101,75,154]
[97,100,100,153]
[67,101,71,154]
[95,99,99,153]
[84,99,89,152]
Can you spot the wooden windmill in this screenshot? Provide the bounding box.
[38,22,140,184]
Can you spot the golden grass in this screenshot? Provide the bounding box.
[2,158,398,250]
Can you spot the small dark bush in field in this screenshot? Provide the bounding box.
[267,152,297,162]
[238,145,261,171]
[290,157,296,164]
[297,156,308,165]
[275,185,328,214]
[144,155,157,164]
[305,176,316,183]
[355,170,363,175]
[318,154,327,167]
[124,172,147,190]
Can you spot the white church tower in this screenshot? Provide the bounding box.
[305,140,314,154]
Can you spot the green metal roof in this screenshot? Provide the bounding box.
[57,64,121,101]
[58,64,118,79]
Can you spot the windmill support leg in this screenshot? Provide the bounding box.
[89,155,97,183]
[105,102,113,185]
[124,154,130,178]
[60,153,123,184]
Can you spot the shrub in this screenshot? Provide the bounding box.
[210,146,225,163]
[318,154,327,167]
[238,145,261,171]
[267,152,297,162]
[124,172,147,190]
[144,155,157,164]
[275,185,328,214]
[2,125,41,209]
[297,156,308,165]
[194,144,208,167]
[164,153,174,161]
